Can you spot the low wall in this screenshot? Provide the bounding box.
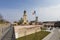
[14,25,42,38]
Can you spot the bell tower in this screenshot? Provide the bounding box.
[23,10,28,24]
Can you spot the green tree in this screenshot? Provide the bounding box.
[0,14,4,24]
[0,20,4,23]
[18,18,23,25]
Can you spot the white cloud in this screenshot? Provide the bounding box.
[38,4,60,21]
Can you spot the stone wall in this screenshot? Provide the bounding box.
[14,25,42,38]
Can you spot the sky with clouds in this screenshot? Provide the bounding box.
[0,0,60,22]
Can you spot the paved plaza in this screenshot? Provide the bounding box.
[43,28,60,40]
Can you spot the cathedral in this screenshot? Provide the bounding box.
[22,10,29,25]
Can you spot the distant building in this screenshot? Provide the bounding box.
[54,21,60,27]
[13,23,18,26]
[29,16,42,25]
[43,21,55,27]
[29,21,35,25]
[43,21,60,28]
[29,21,42,25]
[35,16,38,24]
[13,21,18,26]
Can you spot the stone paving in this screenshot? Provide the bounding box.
[43,28,60,40]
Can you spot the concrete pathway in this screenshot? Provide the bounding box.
[43,28,60,40]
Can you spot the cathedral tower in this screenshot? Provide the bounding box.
[23,10,28,24]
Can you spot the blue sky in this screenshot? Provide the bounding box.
[0,0,60,22]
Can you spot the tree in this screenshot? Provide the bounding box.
[18,18,23,25]
[0,14,4,23]
[0,14,3,20]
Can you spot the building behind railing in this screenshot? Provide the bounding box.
[0,24,15,40]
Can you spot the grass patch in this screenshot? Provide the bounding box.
[16,31,50,40]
